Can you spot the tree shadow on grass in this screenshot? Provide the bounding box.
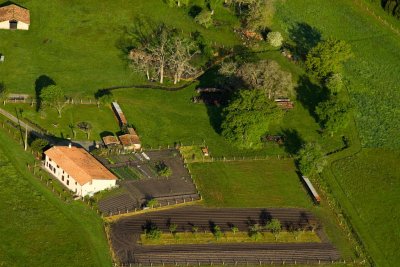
[296,75,329,119]
[279,129,305,155]
[34,75,55,112]
[288,22,321,58]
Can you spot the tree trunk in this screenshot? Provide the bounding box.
[160,63,164,84]
[146,69,150,80]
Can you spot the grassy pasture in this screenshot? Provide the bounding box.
[0,0,239,96]
[190,159,312,208]
[331,149,400,266]
[0,129,111,266]
[3,103,120,140]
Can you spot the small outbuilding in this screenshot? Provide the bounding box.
[119,133,141,151]
[102,136,120,147]
[0,4,30,30]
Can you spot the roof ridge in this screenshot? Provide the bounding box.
[57,147,93,185]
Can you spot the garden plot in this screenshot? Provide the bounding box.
[98,149,199,215]
[110,206,341,265]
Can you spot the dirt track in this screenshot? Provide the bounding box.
[110,206,340,265]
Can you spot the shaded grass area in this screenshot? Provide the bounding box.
[140,231,321,245]
[3,103,120,140]
[0,0,239,96]
[0,128,111,266]
[331,149,400,266]
[189,159,357,260]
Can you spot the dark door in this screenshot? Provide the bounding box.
[9,20,18,29]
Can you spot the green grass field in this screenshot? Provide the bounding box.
[190,159,312,208]
[0,129,111,266]
[0,0,239,96]
[3,103,120,140]
[331,149,400,266]
[189,159,357,260]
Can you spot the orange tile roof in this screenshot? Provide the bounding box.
[102,136,120,146]
[118,134,141,146]
[44,146,117,185]
[0,4,30,24]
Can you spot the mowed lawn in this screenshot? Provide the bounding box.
[3,103,120,140]
[0,0,239,96]
[0,130,111,266]
[331,149,400,266]
[190,159,312,208]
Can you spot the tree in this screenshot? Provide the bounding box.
[267,31,283,47]
[213,225,223,240]
[244,0,275,32]
[195,10,213,28]
[40,85,67,117]
[325,73,344,94]
[266,219,281,240]
[155,161,172,177]
[237,60,293,100]
[147,198,159,208]
[147,24,171,84]
[76,121,92,140]
[168,36,199,84]
[169,223,178,236]
[129,49,155,81]
[305,38,353,79]
[68,123,77,139]
[315,97,351,136]
[221,89,282,149]
[30,138,49,157]
[231,226,239,235]
[296,142,327,176]
[145,224,162,240]
[249,223,262,240]
[97,92,114,107]
[0,82,8,105]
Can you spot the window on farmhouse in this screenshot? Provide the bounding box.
[67,180,69,186]
[62,176,64,181]
[53,168,56,174]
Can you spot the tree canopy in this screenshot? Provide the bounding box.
[305,38,353,79]
[40,85,67,117]
[316,97,351,136]
[221,89,282,149]
[296,143,327,176]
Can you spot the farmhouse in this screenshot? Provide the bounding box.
[44,145,117,197]
[0,4,30,30]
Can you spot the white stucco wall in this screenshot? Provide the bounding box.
[17,21,29,30]
[0,20,29,30]
[0,21,9,29]
[44,155,116,197]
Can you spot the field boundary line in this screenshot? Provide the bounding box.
[103,200,202,222]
